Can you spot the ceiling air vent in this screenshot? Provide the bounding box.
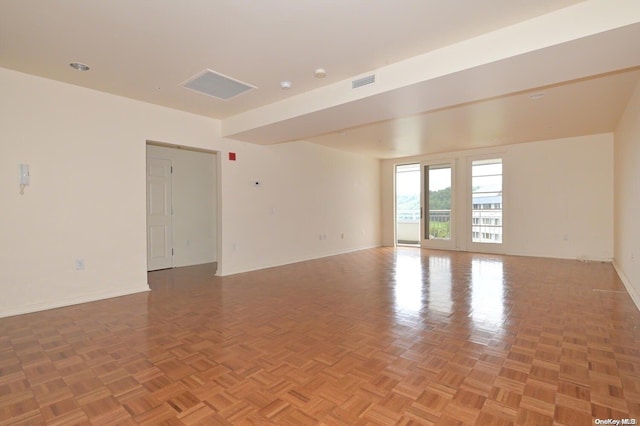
[352,74,376,89]
[181,69,256,101]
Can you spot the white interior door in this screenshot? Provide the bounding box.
[147,157,173,271]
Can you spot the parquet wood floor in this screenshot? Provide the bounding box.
[2,248,640,425]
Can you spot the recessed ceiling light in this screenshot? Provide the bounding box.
[314,68,327,79]
[529,93,545,100]
[69,62,90,71]
[280,81,292,90]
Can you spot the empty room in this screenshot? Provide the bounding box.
[2,1,640,424]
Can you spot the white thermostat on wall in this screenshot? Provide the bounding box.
[19,164,30,195]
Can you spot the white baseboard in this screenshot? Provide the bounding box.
[0,285,150,319]
[613,261,640,312]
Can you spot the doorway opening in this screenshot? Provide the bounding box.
[146,142,219,272]
[395,164,420,246]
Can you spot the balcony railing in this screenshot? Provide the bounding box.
[396,209,420,222]
[397,208,503,243]
[396,209,451,223]
[429,210,451,223]
[396,209,452,242]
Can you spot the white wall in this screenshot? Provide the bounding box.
[382,134,614,261]
[506,135,613,260]
[146,144,217,268]
[216,139,381,275]
[1,67,382,317]
[614,79,640,309]
[0,67,220,317]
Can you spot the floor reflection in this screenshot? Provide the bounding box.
[392,249,454,316]
[392,249,506,330]
[427,255,452,315]
[471,257,505,329]
[392,250,424,313]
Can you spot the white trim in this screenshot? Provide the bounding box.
[613,261,640,313]
[0,286,150,319]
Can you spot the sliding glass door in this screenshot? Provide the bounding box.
[394,156,504,253]
[421,161,455,250]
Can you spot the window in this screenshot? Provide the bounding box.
[471,158,502,244]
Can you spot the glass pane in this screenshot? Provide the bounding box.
[395,164,420,244]
[472,175,502,192]
[428,165,451,240]
[472,160,502,176]
[471,159,502,244]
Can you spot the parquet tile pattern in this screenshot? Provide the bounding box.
[1,247,640,425]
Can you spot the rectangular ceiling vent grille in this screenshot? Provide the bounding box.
[352,74,376,89]
[181,69,256,101]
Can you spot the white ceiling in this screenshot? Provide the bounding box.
[2,0,639,158]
